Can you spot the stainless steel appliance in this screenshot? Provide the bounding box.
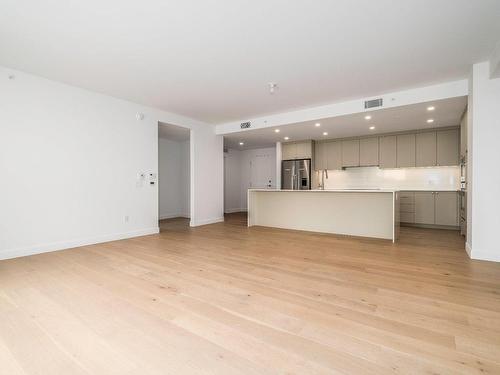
[459,155,467,237]
[282,159,311,190]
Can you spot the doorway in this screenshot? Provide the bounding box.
[158,122,190,232]
[223,146,276,214]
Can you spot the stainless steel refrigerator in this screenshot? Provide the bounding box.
[281,159,311,190]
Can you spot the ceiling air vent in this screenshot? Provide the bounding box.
[364,98,383,109]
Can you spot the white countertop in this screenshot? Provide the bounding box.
[249,188,459,193]
[399,188,460,192]
[249,188,397,193]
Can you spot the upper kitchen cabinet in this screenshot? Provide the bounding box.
[379,135,397,168]
[460,110,467,159]
[314,141,326,170]
[341,139,360,167]
[396,134,416,168]
[282,141,312,160]
[325,141,342,170]
[359,137,379,166]
[416,132,437,167]
[282,142,296,160]
[436,129,459,166]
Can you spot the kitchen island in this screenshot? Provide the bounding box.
[248,189,400,242]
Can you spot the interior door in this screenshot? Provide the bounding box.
[250,154,273,189]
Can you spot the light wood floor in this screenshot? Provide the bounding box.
[1,213,500,374]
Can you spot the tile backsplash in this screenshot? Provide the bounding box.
[319,166,460,190]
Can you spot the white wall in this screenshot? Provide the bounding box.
[0,65,223,260]
[320,166,460,190]
[224,149,242,213]
[180,140,190,218]
[224,147,276,212]
[158,138,190,219]
[467,61,500,262]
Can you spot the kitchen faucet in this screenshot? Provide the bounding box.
[318,169,328,190]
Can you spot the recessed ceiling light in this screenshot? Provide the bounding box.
[427,106,435,111]
[274,129,280,133]
[365,115,372,120]
[239,142,244,146]
[369,126,375,130]
[284,136,289,140]
[322,132,328,136]
[315,123,321,127]
[427,119,434,123]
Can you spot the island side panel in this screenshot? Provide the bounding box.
[250,191,394,240]
[393,191,400,242]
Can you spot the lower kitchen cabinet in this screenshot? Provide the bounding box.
[401,191,459,228]
[414,192,435,224]
[434,192,459,226]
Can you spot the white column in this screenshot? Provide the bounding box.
[467,61,500,261]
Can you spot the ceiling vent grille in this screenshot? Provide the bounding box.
[364,98,383,109]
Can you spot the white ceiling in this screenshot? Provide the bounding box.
[224,96,467,149]
[1,1,498,124]
[158,122,190,141]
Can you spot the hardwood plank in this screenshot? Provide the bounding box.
[0,213,499,374]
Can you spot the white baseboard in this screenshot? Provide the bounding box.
[0,227,159,261]
[190,216,224,227]
[224,208,247,213]
[159,213,190,220]
[465,242,472,258]
[465,242,500,262]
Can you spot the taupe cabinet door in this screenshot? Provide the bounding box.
[414,192,435,224]
[341,139,360,167]
[416,132,437,167]
[282,143,296,160]
[326,141,342,170]
[296,141,312,159]
[435,192,458,226]
[436,129,459,166]
[396,134,416,168]
[282,141,312,160]
[314,142,326,170]
[359,137,379,166]
[379,136,397,168]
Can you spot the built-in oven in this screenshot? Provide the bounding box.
[459,155,467,237]
[459,190,467,237]
[460,156,467,191]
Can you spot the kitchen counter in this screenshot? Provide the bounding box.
[248,189,399,242]
[399,188,460,192]
[250,188,397,193]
